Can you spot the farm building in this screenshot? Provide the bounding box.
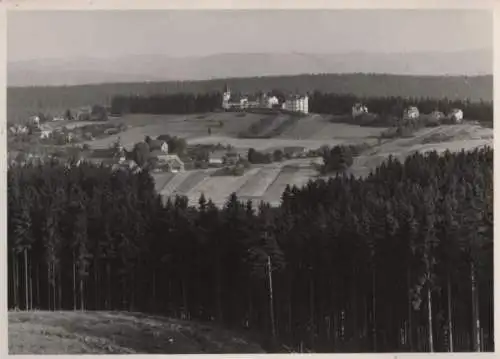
[448,108,464,123]
[283,146,307,158]
[403,106,420,120]
[225,151,240,165]
[352,103,368,118]
[165,154,185,172]
[208,150,226,165]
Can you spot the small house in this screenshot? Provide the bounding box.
[283,146,307,158]
[208,150,226,165]
[403,106,420,121]
[29,115,41,128]
[448,108,464,123]
[40,130,53,139]
[148,139,169,153]
[352,103,368,118]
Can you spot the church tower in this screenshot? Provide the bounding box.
[222,83,231,110]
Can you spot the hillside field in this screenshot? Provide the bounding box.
[129,112,492,207]
[9,108,493,208]
[9,311,264,354]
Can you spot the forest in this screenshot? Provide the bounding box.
[7,73,492,123]
[8,146,493,353]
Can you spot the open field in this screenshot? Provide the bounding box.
[346,124,493,178]
[149,122,493,207]
[186,167,262,207]
[9,311,264,354]
[80,113,492,208]
[82,112,383,152]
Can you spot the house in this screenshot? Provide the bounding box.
[224,151,240,165]
[403,106,420,120]
[352,103,368,118]
[283,146,307,158]
[208,150,226,165]
[282,94,309,114]
[29,115,41,128]
[165,154,185,172]
[9,124,29,135]
[260,94,279,108]
[147,139,169,153]
[448,108,464,123]
[150,151,185,172]
[40,130,53,139]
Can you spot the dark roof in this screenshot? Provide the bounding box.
[148,139,166,151]
[150,150,168,158]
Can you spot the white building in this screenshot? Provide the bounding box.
[282,94,309,114]
[448,108,464,123]
[403,106,420,120]
[222,84,250,110]
[40,130,52,139]
[29,115,41,127]
[352,103,368,118]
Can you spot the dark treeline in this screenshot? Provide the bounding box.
[309,92,493,124]
[8,147,493,353]
[109,91,492,125]
[110,93,221,115]
[8,73,492,123]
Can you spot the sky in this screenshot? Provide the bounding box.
[7,9,493,62]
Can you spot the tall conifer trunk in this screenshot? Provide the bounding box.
[447,275,454,352]
[427,285,434,352]
[471,261,481,351]
[24,249,29,310]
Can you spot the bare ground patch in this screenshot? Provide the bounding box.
[8,311,263,354]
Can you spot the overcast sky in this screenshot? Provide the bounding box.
[8,9,493,62]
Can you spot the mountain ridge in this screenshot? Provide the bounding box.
[8,50,492,87]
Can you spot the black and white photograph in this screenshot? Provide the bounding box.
[5,2,495,355]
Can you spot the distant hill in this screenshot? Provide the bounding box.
[7,73,492,124]
[8,50,492,87]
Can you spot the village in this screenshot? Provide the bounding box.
[7,84,466,176]
[6,83,473,208]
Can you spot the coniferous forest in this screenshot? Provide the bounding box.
[8,147,493,353]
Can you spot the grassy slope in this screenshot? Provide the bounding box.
[7,73,492,123]
[9,311,264,354]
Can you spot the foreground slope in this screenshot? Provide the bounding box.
[9,311,264,354]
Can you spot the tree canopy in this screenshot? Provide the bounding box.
[8,146,493,353]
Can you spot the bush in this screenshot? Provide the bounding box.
[320,145,354,173]
[248,148,272,164]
